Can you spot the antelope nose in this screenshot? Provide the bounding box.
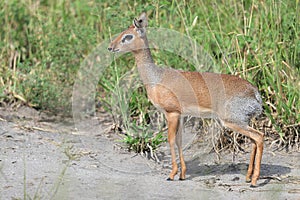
[108,47,112,51]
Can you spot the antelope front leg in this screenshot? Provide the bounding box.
[166,112,180,181]
[176,117,186,180]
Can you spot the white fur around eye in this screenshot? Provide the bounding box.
[121,34,134,44]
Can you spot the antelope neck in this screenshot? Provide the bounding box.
[132,43,163,86]
[133,47,154,67]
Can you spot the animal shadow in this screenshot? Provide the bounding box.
[185,159,291,186]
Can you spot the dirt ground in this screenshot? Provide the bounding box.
[0,106,300,200]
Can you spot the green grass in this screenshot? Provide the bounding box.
[0,0,299,150]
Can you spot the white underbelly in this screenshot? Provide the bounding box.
[182,106,215,118]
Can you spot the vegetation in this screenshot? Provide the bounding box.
[1,0,299,153]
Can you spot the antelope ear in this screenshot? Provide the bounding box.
[133,12,148,28]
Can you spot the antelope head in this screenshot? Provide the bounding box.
[108,12,149,53]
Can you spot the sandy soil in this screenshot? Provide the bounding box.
[0,107,299,200]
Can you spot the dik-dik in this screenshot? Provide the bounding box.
[108,12,264,187]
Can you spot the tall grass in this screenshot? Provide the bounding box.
[0,0,299,148]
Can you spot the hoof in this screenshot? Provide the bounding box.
[179,177,185,181]
[167,177,174,181]
[246,177,251,183]
[250,184,258,188]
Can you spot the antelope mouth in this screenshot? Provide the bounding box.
[108,47,120,53]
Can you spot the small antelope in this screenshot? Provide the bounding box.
[108,12,264,187]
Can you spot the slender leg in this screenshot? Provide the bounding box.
[223,122,264,187]
[165,112,180,181]
[246,143,257,182]
[176,117,186,180]
[248,126,264,187]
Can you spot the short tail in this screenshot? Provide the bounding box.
[254,90,263,115]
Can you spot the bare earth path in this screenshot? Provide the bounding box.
[0,107,299,200]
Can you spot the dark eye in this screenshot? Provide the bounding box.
[122,35,133,43]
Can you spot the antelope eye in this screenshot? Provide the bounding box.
[122,35,133,43]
